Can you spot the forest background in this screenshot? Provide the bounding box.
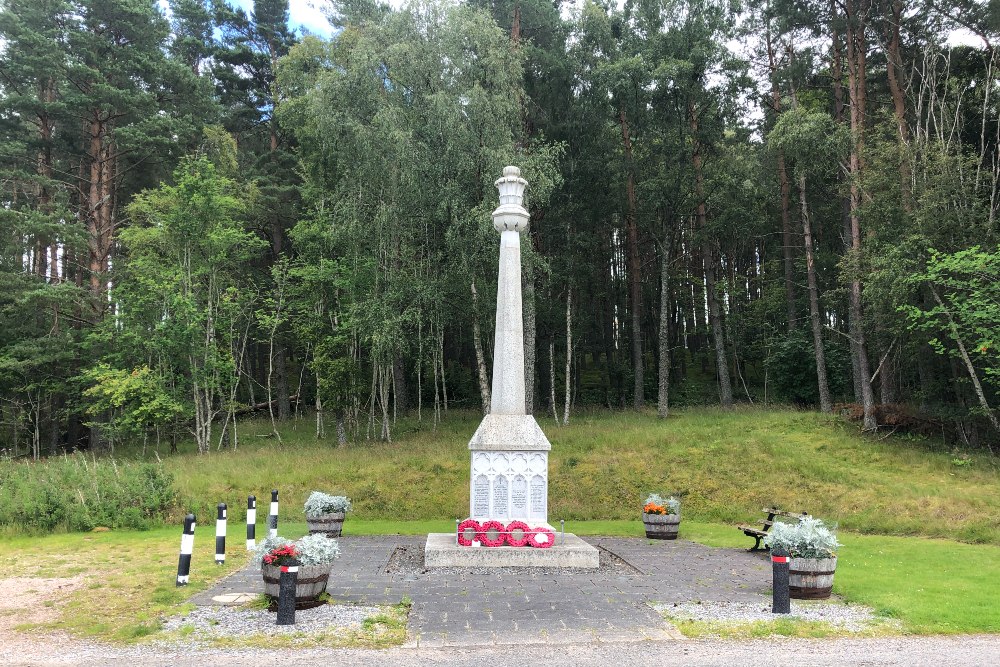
[1,0,999,459]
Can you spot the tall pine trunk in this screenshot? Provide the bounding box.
[690,102,733,408]
[846,0,876,430]
[798,173,833,412]
[618,107,644,409]
[766,24,797,331]
[470,279,491,415]
[657,226,672,418]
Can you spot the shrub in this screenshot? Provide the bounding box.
[764,516,841,559]
[303,491,352,517]
[0,454,176,533]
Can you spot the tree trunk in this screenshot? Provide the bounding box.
[274,346,290,421]
[885,0,913,213]
[618,107,644,409]
[470,279,491,415]
[766,24,797,331]
[798,173,833,413]
[690,102,733,407]
[930,287,1000,445]
[845,0,876,430]
[392,354,408,413]
[563,286,572,426]
[523,270,536,414]
[85,113,114,318]
[832,0,863,404]
[657,229,672,419]
[549,340,558,424]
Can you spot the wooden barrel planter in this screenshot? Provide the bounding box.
[261,563,330,603]
[789,557,837,599]
[642,512,680,540]
[307,512,346,537]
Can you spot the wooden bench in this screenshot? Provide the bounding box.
[737,507,809,551]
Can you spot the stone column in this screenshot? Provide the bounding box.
[490,166,529,415]
[468,166,551,526]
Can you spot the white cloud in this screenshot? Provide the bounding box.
[289,0,334,36]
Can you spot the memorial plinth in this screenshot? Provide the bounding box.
[425,166,598,569]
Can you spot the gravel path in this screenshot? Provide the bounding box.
[3,634,1000,666]
[162,603,384,640]
[653,599,886,632]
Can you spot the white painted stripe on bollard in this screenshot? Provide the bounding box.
[246,508,256,549]
[215,503,227,564]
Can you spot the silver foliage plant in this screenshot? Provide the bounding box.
[764,516,841,559]
[644,493,681,514]
[304,491,352,517]
[252,533,340,567]
[295,533,341,565]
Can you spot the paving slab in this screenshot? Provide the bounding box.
[192,535,769,647]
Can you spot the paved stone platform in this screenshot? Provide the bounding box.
[424,532,599,568]
[191,536,770,647]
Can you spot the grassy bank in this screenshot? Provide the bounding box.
[158,408,999,545]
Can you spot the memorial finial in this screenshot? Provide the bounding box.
[492,165,529,233]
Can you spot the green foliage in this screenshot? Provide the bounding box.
[902,246,1000,396]
[0,454,176,532]
[766,330,851,406]
[81,364,184,449]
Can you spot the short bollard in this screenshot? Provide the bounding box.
[560,519,566,545]
[246,495,257,550]
[772,547,791,614]
[215,503,227,565]
[176,513,196,586]
[268,489,279,538]
[455,518,460,546]
[276,559,299,626]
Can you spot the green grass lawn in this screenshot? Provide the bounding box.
[158,407,1000,545]
[9,518,1000,640]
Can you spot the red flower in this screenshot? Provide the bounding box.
[479,520,507,547]
[263,544,299,566]
[505,520,531,547]
[457,518,481,547]
[528,526,556,549]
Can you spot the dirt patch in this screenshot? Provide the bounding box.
[0,575,85,632]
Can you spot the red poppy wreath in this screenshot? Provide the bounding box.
[480,520,507,547]
[505,520,531,547]
[457,518,481,546]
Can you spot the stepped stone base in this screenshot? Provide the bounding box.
[424,532,599,568]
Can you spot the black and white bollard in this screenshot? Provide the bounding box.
[246,495,257,550]
[268,489,279,538]
[215,503,227,565]
[176,513,196,587]
[771,547,791,614]
[275,559,299,626]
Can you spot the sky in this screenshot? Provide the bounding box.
[175,2,984,47]
[227,0,336,36]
